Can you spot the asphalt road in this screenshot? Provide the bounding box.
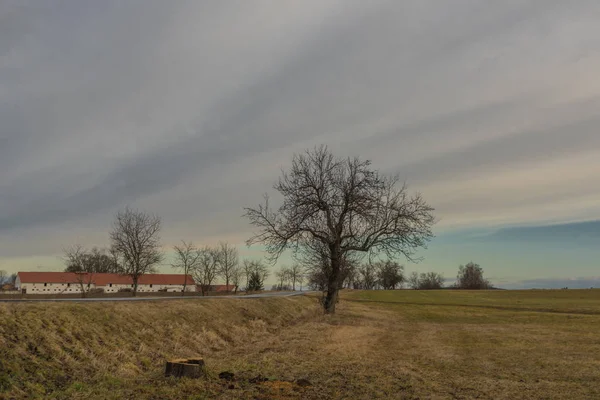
[0,291,314,302]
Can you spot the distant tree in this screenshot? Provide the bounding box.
[241,259,269,292]
[245,146,435,313]
[376,260,405,290]
[171,241,202,295]
[407,272,420,289]
[242,259,254,290]
[358,262,378,290]
[456,262,491,289]
[64,246,120,274]
[217,242,239,292]
[343,262,359,289]
[0,270,7,286]
[247,270,265,292]
[8,273,17,286]
[275,267,290,291]
[109,207,163,296]
[193,246,221,296]
[305,246,358,291]
[231,264,243,293]
[62,245,95,298]
[418,272,444,290]
[288,263,305,291]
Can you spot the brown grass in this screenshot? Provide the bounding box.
[1,290,599,399]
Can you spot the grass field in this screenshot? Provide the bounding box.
[1,289,599,399]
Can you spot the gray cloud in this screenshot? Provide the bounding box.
[1,0,600,268]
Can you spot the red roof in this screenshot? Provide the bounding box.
[17,272,194,286]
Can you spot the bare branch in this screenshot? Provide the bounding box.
[109,206,163,296]
[244,146,435,313]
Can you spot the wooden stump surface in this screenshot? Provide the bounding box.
[165,358,205,378]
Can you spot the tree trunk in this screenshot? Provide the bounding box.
[323,254,341,314]
[132,276,138,297]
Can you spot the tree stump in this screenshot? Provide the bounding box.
[165,358,205,378]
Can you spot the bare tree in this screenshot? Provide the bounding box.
[0,270,7,286]
[275,266,291,290]
[63,245,95,298]
[407,271,420,289]
[109,207,163,296]
[358,262,377,290]
[245,146,435,313]
[456,262,491,289]
[231,264,243,294]
[376,260,405,290]
[242,259,254,291]
[417,272,444,290]
[171,241,202,295]
[242,259,269,291]
[305,246,359,292]
[64,246,120,274]
[288,263,305,291]
[193,246,220,296]
[217,242,239,292]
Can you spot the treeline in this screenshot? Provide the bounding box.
[294,259,492,291]
[62,207,270,297]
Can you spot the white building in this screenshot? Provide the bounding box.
[15,272,196,295]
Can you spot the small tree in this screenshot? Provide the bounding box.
[0,270,7,286]
[288,263,304,291]
[376,260,405,290]
[63,245,95,298]
[241,259,268,292]
[245,146,435,313]
[193,246,220,296]
[407,271,420,289]
[418,272,444,290]
[64,246,120,274]
[171,241,202,295]
[275,266,291,290]
[358,262,378,290]
[109,207,163,296]
[217,242,239,292]
[247,270,264,292]
[456,262,491,289]
[231,264,243,294]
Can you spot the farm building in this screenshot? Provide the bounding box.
[15,272,196,294]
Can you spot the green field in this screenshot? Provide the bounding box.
[1,289,599,399]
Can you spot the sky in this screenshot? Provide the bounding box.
[0,1,599,288]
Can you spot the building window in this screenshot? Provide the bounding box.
[44,283,47,287]
[67,283,70,287]
[150,284,153,288]
[109,283,112,287]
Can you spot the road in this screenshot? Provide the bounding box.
[0,291,314,302]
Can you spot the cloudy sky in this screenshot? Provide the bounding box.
[1,1,599,288]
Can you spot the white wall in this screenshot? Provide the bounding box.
[16,280,196,294]
[18,282,97,294]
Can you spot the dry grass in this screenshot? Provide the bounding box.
[1,290,599,399]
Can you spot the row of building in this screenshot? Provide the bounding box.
[13,272,235,294]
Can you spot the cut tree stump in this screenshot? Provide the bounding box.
[165,358,205,378]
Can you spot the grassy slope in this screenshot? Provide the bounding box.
[0,297,320,399]
[2,290,600,399]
